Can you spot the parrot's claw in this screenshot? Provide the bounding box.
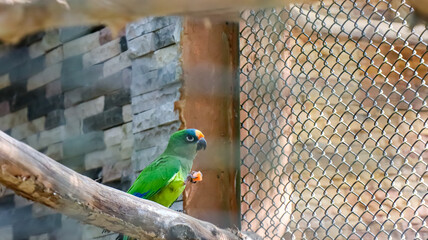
[175,209,187,214]
[186,171,203,184]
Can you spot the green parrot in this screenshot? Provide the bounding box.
[122,128,206,240]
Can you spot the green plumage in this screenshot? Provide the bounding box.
[127,156,188,207]
[122,129,206,240]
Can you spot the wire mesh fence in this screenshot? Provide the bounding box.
[239,0,428,239]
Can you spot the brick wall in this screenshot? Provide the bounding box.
[0,26,134,240]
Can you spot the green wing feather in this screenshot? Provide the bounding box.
[127,155,181,200]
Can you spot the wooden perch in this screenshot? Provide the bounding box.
[0,0,317,43]
[0,131,260,240]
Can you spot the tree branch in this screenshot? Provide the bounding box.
[0,0,317,43]
[0,131,260,240]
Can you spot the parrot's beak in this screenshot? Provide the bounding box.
[197,138,207,151]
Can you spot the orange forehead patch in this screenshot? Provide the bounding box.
[195,130,204,140]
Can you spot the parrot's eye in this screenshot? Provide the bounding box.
[186,135,195,142]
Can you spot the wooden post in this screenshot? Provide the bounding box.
[179,17,241,229]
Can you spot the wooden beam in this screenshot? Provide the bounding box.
[0,0,317,43]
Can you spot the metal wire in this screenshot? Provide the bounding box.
[240,1,428,239]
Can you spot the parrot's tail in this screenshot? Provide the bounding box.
[117,234,132,240]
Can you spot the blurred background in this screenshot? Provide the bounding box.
[240,1,427,239]
[0,0,426,239]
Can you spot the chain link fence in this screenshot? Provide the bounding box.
[240,0,428,239]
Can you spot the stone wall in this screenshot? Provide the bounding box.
[0,15,191,239]
[127,16,183,211]
[0,26,134,240]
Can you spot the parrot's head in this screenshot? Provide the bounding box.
[165,129,207,159]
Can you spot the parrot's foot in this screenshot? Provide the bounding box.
[186,171,203,184]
